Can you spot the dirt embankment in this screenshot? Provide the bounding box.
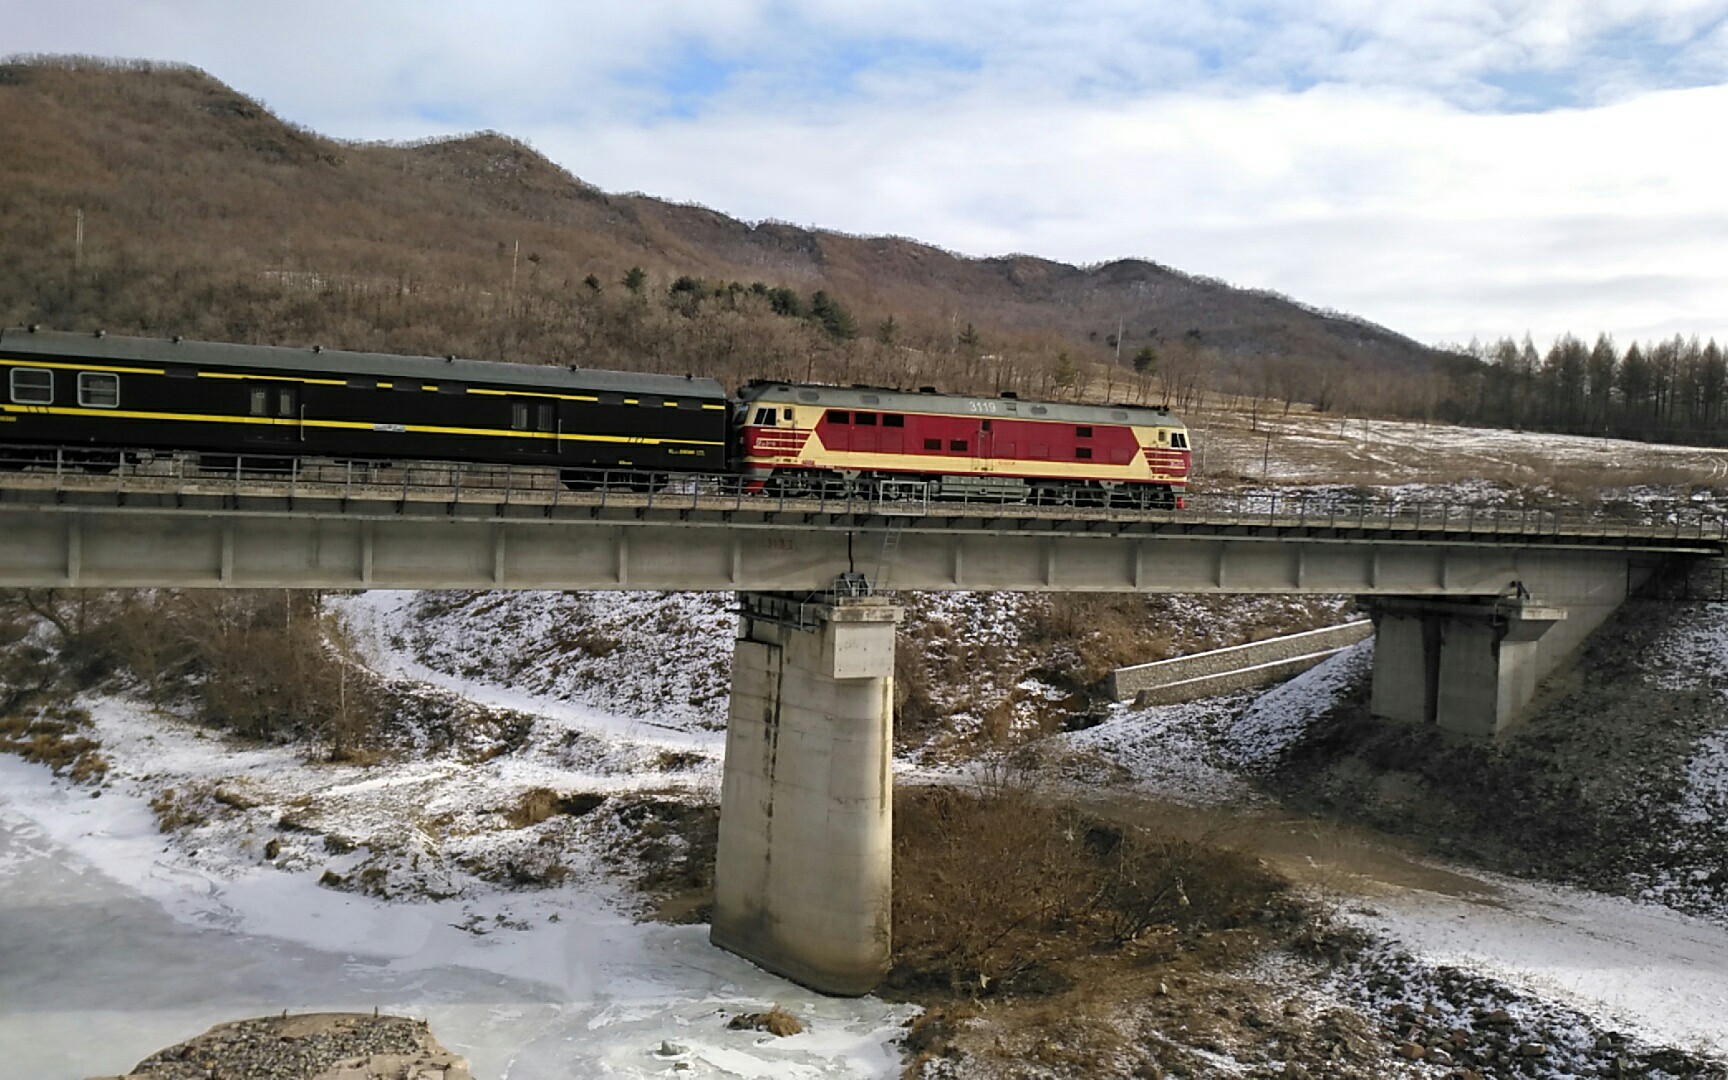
[1263,600,1728,919]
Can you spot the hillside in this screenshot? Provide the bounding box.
[0,56,1441,397]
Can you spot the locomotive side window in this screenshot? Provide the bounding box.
[855,412,877,426]
[1076,425,1093,438]
[1173,433,1189,449]
[77,372,119,408]
[949,439,968,452]
[1157,431,1169,444]
[924,438,942,451]
[1076,447,1093,460]
[883,414,905,427]
[829,411,851,424]
[249,389,269,416]
[9,367,52,404]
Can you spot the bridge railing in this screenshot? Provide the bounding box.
[0,443,1723,543]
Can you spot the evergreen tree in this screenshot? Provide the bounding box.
[621,266,647,293]
[1052,351,1078,395]
[874,315,899,347]
[1132,345,1158,376]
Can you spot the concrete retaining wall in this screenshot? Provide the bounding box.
[1107,620,1372,704]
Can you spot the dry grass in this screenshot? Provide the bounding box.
[726,1006,804,1037]
[502,787,606,829]
[0,704,108,783]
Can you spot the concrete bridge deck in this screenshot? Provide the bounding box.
[0,453,1719,592]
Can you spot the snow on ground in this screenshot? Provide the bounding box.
[1057,697,1261,806]
[1350,878,1728,1060]
[341,590,737,737]
[1221,641,1373,769]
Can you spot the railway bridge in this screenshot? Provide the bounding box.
[2,449,1723,995]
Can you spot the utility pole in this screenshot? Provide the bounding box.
[509,239,519,294]
[74,208,84,272]
[1115,316,1124,366]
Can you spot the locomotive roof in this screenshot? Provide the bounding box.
[738,381,1184,427]
[0,328,729,400]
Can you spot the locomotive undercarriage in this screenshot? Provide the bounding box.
[758,467,1179,509]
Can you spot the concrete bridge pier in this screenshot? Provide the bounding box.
[711,590,902,996]
[1364,596,1569,737]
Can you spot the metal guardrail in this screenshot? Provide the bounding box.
[0,443,1724,546]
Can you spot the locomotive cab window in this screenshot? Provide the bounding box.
[9,367,52,405]
[1157,431,1169,444]
[1173,433,1189,449]
[77,372,119,409]
[537,403,555,431]
[752,407,777,426]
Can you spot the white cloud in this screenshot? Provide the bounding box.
[6,1,1728,345]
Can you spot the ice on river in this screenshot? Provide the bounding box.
[0,755,910,1080]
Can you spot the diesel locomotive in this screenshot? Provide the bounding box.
[0,327,1190,506]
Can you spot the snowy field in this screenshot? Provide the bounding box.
[5,585,1728,1073]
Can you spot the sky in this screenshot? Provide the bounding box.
[8,1,1728,347]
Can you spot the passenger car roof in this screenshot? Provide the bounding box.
[0,328,729,399]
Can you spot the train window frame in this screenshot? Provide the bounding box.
[1173,432,1189,449]
[512,403,530,431]
[782,407,793,421]
[883,414,905,427]
[855,412,878,426]
[1157,430,1169,444]
[752,407,777,426]
[249,389,269,416]
[77,371,119,409]
[537,403,555,431]
[9,367,52,405]
[829,410,851,425]
[277,388,296,418]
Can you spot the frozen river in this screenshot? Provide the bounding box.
[0,757,909,1080]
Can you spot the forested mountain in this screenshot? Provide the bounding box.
[0,57,1436,407]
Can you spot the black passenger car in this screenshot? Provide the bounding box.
[0,329,731,474]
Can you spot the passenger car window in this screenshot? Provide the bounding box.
[250,389,269,416]
[512,403,530,430]
[9,367,52,404]
[277,389,296,417]
[537,403,555,431]
[77,372,119,408]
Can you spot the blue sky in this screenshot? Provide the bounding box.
[8,0,1728,345]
